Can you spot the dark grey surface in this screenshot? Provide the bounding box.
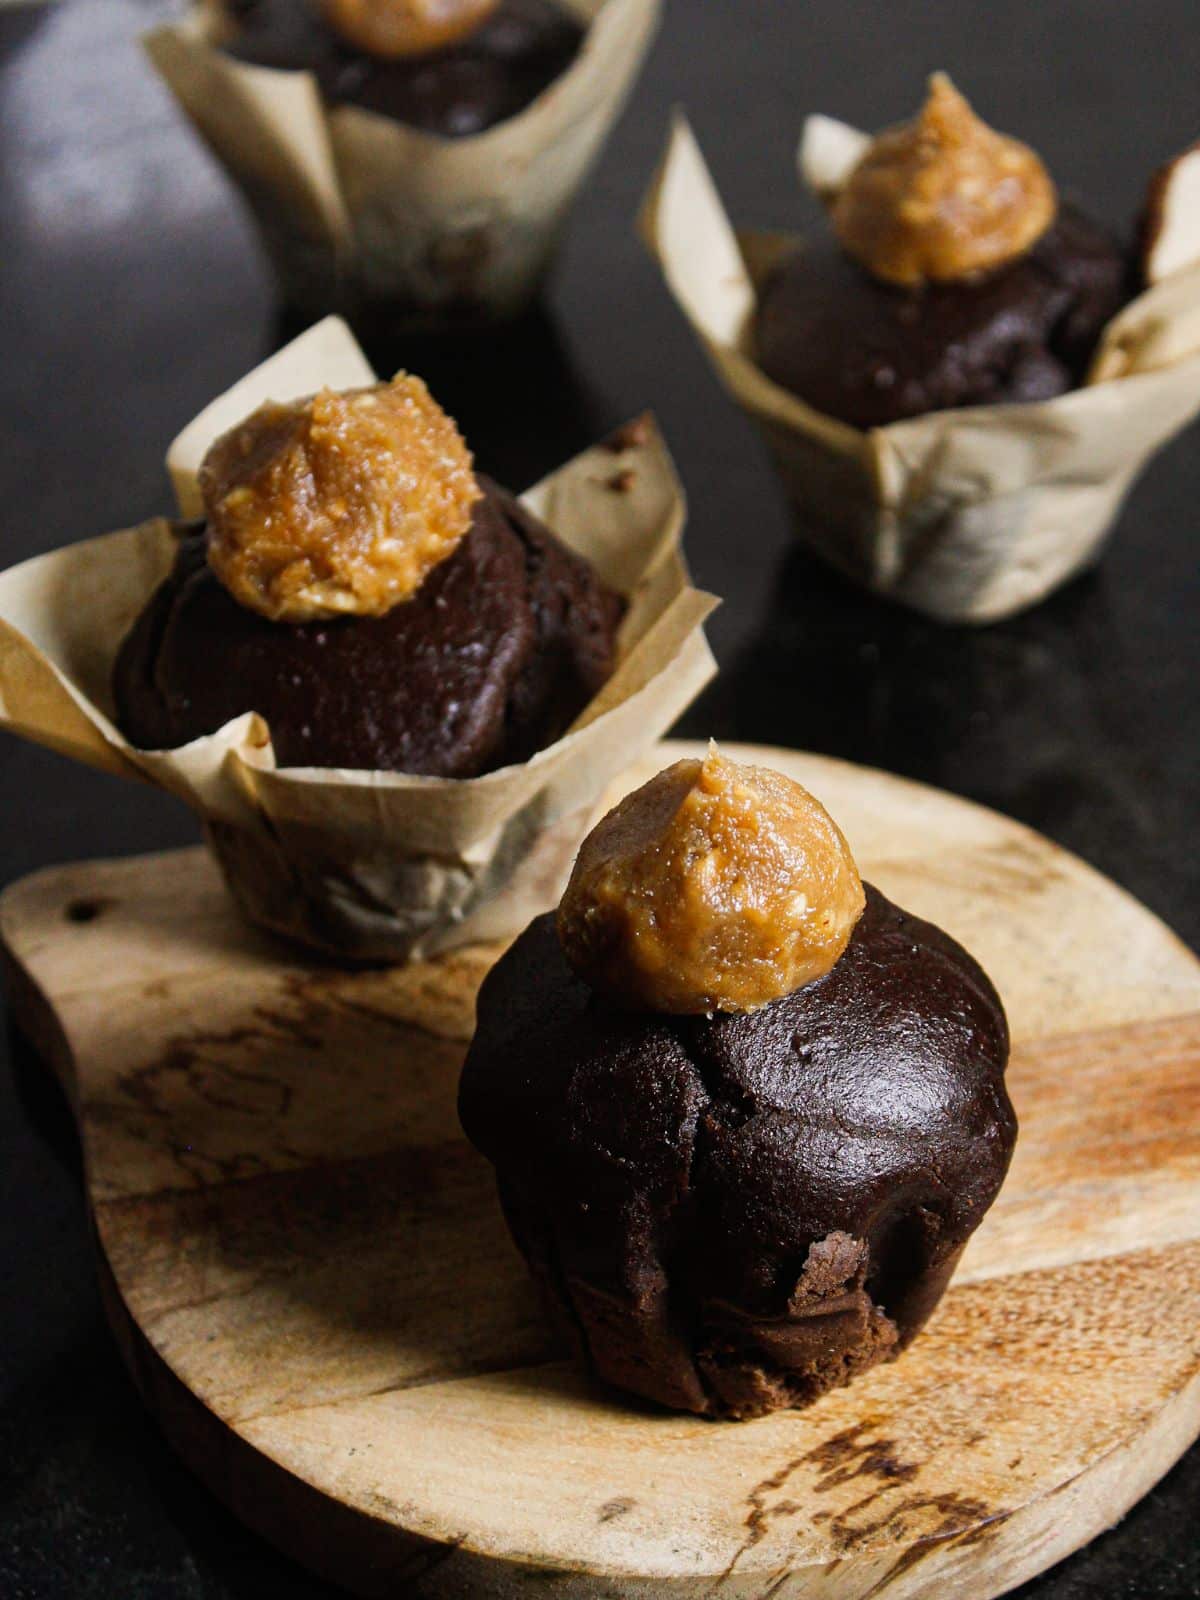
[0,1,1197,1595]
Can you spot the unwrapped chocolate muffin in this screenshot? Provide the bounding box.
[459,746,1016,1418]
[755,75,1132,428]
[114,374,623,776]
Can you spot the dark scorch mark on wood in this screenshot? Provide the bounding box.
[714,1418,1005,1591]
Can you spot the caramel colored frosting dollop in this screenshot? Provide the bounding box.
[832,74,1058,287]
[557,745,866,1015]
[200,375,480,624]
[320,0,500,59]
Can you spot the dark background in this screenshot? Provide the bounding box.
[1,1,1197,1595]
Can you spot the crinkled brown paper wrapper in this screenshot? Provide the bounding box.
[145,0,661,327]
[0,317,717,962]
[641,113,1200,624]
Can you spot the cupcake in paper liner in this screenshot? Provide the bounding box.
[641,80,1200,623]
[144,0,661,329]
[0,318,716,963]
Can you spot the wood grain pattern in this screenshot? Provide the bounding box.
[3,742,1199,1600]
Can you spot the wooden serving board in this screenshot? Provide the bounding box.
[3,741,1199,1600]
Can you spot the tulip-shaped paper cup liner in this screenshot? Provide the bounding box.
[641,113,1200,624]
[0,317,717,963]
[144,0,661,329]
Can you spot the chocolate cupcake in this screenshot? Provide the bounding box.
[224,0,585,138]
[0,317,713,963]
[459,747,1015,1418]
[114,374,623,775]
[755,76,1131,428]
[146,1,662,326]
[643,92,1200,622]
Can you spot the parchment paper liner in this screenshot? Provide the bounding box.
[0,317,716,962]
[641,113,1200,624]
[144,0,661,328]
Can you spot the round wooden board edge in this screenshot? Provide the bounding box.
[1,741,1199,1598]
[49,1226,1200,1600]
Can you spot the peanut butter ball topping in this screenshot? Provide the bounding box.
[831,74,1058,287]
[557,746,866,1015]
[200,375,481,624]
[319,0,500,59]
